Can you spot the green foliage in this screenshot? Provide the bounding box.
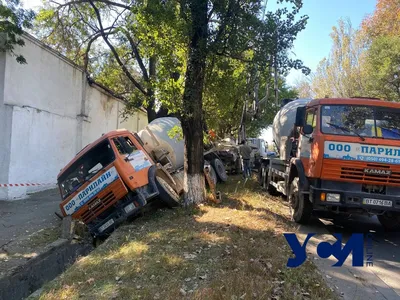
[364,36,400,101]
[0,0,35,63]
[303,8,400,102]
[203,55,248,137]
[246,77,298,137]
[34,0,187,120]
[167,124,184,142]
[203,52,298,138]
[33,0,308,130]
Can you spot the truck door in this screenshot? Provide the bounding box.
[298,107,317,176]
[111,135,153,189]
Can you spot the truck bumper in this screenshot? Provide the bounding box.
[89,167,159,237]
[311,185,400,214]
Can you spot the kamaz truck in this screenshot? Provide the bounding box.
[57,117,226,237]
[259,98,400,231]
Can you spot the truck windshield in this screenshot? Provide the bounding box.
[321,105,400,140]
[58,140,115,200]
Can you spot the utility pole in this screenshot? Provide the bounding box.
[274,26,279,108]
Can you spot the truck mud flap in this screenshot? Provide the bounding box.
[290,159,309,192]
[146,165,159,197]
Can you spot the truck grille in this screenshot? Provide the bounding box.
[322,160,400,186]
[81,191,116,223]
[72,177,128,224]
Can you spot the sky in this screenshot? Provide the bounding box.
[260,0,377,143]
[23,0,378,142]
[268,0,377,87]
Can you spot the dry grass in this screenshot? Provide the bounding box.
[35,176,336,300]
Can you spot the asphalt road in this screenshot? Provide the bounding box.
[309,213,400,298]
[0,188,61,248]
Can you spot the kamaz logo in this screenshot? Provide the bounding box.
[88,198,102,210]
[364,168,391,176]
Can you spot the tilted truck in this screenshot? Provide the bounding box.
[259,98,400,231]
[57,117,225,237]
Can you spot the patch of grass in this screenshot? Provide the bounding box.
[27,226,61,249]
[35,176,336,300]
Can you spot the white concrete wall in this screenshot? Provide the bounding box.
[0,34,148,200]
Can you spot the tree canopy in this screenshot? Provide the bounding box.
[0,0,35,63]
[296,0,400,102]
[34,0,308,123]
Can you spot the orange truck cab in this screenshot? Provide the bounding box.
[57,129,169,237]
[262,98,400,231]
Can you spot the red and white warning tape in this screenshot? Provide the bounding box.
[0,183,56,187]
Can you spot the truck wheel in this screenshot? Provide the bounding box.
[265,167,279,196]
[258,164,264,185]
[378,213,400,232]
[156,176,181,208]
[211,158,228,182]
[235,159,241,174]
[289,177,312,224]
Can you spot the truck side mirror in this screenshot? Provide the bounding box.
[303,124,314,135]
[295,107,306,126]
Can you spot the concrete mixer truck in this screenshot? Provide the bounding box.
[57,117,226,237]
[259,98,400,231]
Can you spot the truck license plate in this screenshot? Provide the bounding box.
[98,219,115,233]
[363,198,392,207]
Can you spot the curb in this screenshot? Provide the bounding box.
[0,238,93,300]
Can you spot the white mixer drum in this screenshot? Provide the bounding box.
[272,98,312,150]
[138,117,184,171]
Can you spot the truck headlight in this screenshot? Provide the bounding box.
[327,193,341,202]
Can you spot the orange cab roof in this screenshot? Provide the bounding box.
[309,98,400,109]
[57,129,131,179]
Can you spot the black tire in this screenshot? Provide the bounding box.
[258,164,264,185]
[289,177,312,224]
[264,166,279,196]
[211,158,228,182]
[378,213,400,232]
[155,176,181,208]
[235,158,241,174]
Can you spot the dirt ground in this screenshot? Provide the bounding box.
[33,176,336,300]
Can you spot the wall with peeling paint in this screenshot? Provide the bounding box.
[0,34,148,200]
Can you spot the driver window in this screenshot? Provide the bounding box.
[113,138,126,155]
[112,136,138,155]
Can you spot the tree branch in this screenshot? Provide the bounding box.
[83,29,116,72]
[88,0,148,96]
[121,29,149,82]
[52,0,132,10]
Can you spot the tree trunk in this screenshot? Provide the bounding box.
[182,0,208,206]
